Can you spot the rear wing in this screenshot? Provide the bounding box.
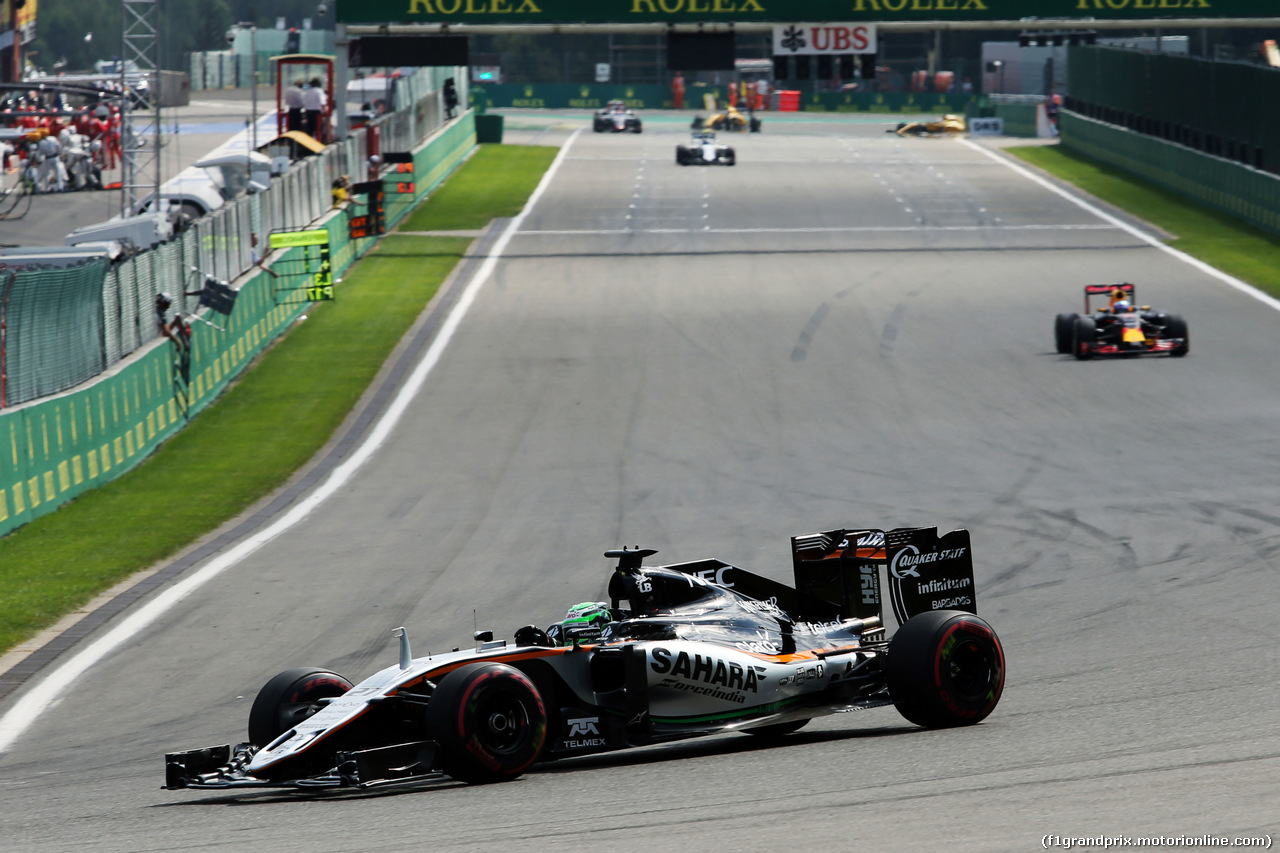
[791,527,977,626]
[1084,282,1134,314]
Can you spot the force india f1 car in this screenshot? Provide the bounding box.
[592,100,642,133]
[677,131,736,166]
[1055,283,1189,360]
[164,526,1005,791]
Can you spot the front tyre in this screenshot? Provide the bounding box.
[424,662,547,784]
[1073,315,1097,360]
[887,610,1004,728]
[1054,312,1078,354]
[1163,314,1189,356]
[724,148,736,166]
[247,667,353,747]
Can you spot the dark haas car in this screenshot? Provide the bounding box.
[1055,283,1189,360]
[677,131,735,166]
[593,100,642,133]
[165,526,1004,791]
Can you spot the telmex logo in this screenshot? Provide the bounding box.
[567,717,600,737]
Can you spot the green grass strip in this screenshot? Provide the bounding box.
[1007,145,1280,300]
[399,144,558,232]
[0,144,555,656]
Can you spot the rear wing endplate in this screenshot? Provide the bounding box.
[791,527,977,627]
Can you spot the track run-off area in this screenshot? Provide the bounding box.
[1,115,1277,851]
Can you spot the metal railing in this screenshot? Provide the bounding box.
[2,68,456,409]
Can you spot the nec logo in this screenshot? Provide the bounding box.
[567,717,601,737]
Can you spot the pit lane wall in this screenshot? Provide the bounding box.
[469,83,974,115]
[0,112,477,538]
[1059,111,1280,238]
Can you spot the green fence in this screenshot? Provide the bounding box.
[1067,46,1280,174]
[1060,110,1280,237]
[0,113,476,538]
[471,84,673,111]
[993,103,1041,138]
[1,260,110,404]
[470,83,974,115]
[0,268,305,535]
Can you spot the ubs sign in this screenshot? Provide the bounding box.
[773,23,877,55]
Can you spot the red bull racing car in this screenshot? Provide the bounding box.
[164,525,1005,790]
[1055,283,1189,359]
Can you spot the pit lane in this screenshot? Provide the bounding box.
[0,114,1277,851]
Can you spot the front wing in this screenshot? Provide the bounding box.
[164,740,442,790]
[1085,336,1185,356]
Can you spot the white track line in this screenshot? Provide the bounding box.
[961,139,1280,313]
[514,224,1118,237]
[0,126,585,755]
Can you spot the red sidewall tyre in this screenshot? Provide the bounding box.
[887,610,1005,728]
[247,667,353,747]
[425,662,547,784]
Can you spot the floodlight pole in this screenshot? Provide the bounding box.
[241,23,258,152]
[334,24,349,141]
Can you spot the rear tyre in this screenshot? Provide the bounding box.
[1073,315,1097,360]
[676,146,689,165]
[724,148,736,166]
[749,117,762,133]
[887,610,1005,729]
[247,667,354,747]
[1054,313,1078,354]
[1163,314,1189,356]
[424,662,547,784]
[743,719,809,738]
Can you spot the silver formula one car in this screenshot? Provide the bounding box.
[676,131,735,166]
[165,525,1005,790]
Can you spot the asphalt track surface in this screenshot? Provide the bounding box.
[1,115,1278,851]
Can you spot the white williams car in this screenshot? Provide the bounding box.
[164,525,1004,790]
[677,131,735,166]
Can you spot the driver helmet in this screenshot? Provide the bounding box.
[559,601,611,644]
[563,601,611,630]
[1113,300,1131,313]
[155,292,172,310]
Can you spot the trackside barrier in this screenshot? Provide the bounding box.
[1,67,466,412]
[468,83,975,116]
[1060,111,1280,238]
[1067,45,1279,175]
[0,111,477,538]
